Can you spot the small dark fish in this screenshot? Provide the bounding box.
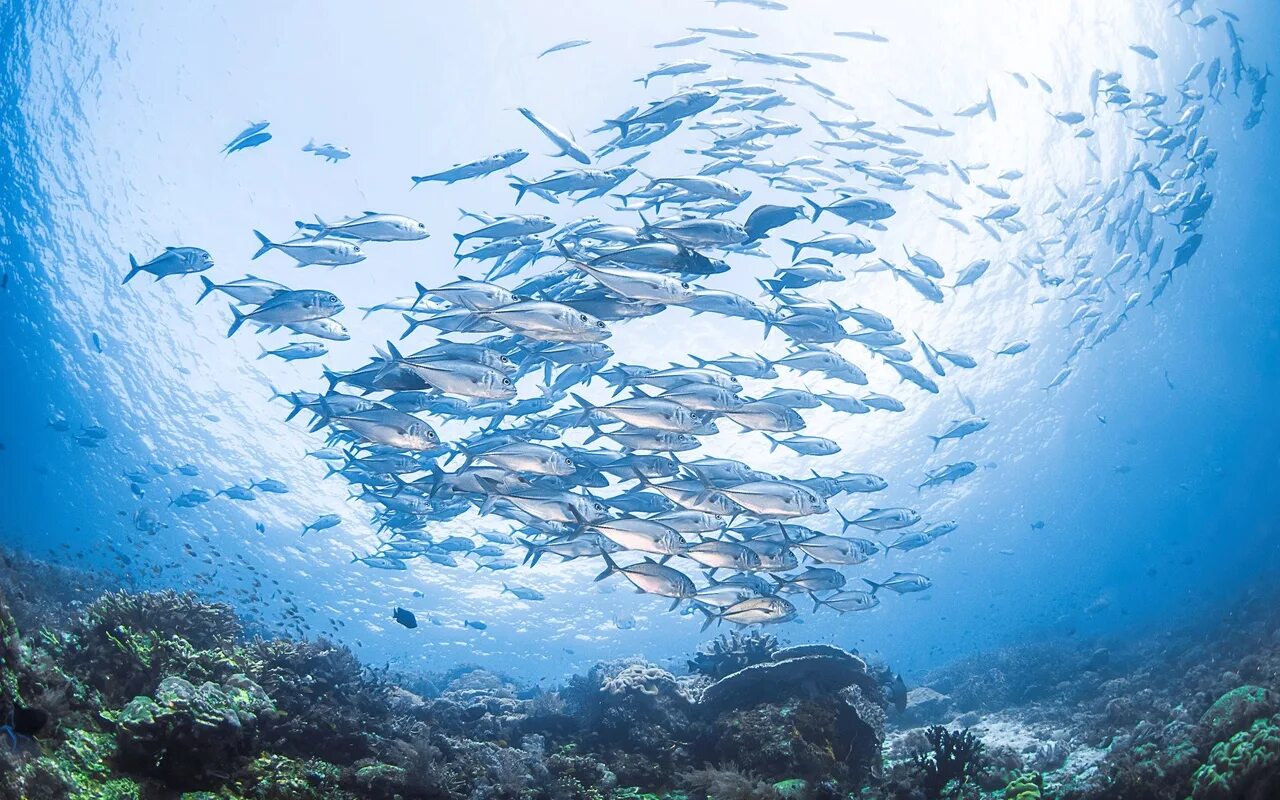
[392,607,418,629]
[463,619,488,630]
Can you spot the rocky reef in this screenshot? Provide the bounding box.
[2,552,1280,799]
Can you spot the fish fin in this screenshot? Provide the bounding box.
[929,435,942,452]
[251,230,273,260]
[862,578,884,594]
[508,174,530,205]
[226,305,249,338]
[764,433,780,453]
[698,605,719,632]
[256,344,270,360]
[399,313,423,341]
[594,551,620,582]
[311,214,330,241]
[195,275,216,303]
[803,197,823,222]
[779,238,803,261]
[123,254,142,284]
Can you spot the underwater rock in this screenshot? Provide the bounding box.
[114,674,275,788]
[900,686,953,725]
[698,645,882,714]
[692,645,888,786]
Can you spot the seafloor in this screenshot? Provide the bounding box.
[1,551,1277,800]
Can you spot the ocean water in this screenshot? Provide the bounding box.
[1,0,1277,700]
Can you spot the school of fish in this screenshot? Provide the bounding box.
[120,1,1267,635]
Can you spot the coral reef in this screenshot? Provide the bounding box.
[3,551,1280,800]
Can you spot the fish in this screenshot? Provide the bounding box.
[538,39,590,58]
[929,416,989,450]
[251,230,365,266]
[226,290,345,337]
[392,607,418,628]
[412,149,529,186]
[518,107,591,164]
[223,122,271,155]
[863,572,932,594]
[302,514,341,536]
[302,140,350,162]
[123,247,214,284]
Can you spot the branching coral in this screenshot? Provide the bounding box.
[688,631,779,680]
[909,726,986,799]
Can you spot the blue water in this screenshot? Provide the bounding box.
[1,0,1278,685]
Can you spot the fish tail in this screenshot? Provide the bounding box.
[518,538,544,567]
[593,551,620,582]
[195,275,218,304]
[779,238,803,261]
[803,197,823,222]
[321,368,343,392]
[409,176,425,189]
[226,305,249,338]
[697,604,720,632]
[256,343,270,360]
[929,435,942,452]
[508,175,530,205]
[862,578,884,594]
[399,312,424,341]
[764,433,780,453]
[570,392,596,426]
[303,138,315,152]
[879,540,893,557]
[123,254,142,284]
[605,118,631,137]
[251,230,273,260]
[310,214,330,241]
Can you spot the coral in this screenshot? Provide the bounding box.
[1089,729,1201,800]
[679,764,782,800]
[239,636,391,762]
[603,665,688,699]
[1003,771,1042,799]
[62,590,243,707]
[232,754,347,800]
[908,726,986,799]
[1198,685,1276,742]
[1189,712,1280,800]
[688,631,779,680]
[114,674,275,788]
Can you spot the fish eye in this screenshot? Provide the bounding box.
[579,314,588,321]
[502,378,512,385]
[680,282,690,289]
[596,321,605,328]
